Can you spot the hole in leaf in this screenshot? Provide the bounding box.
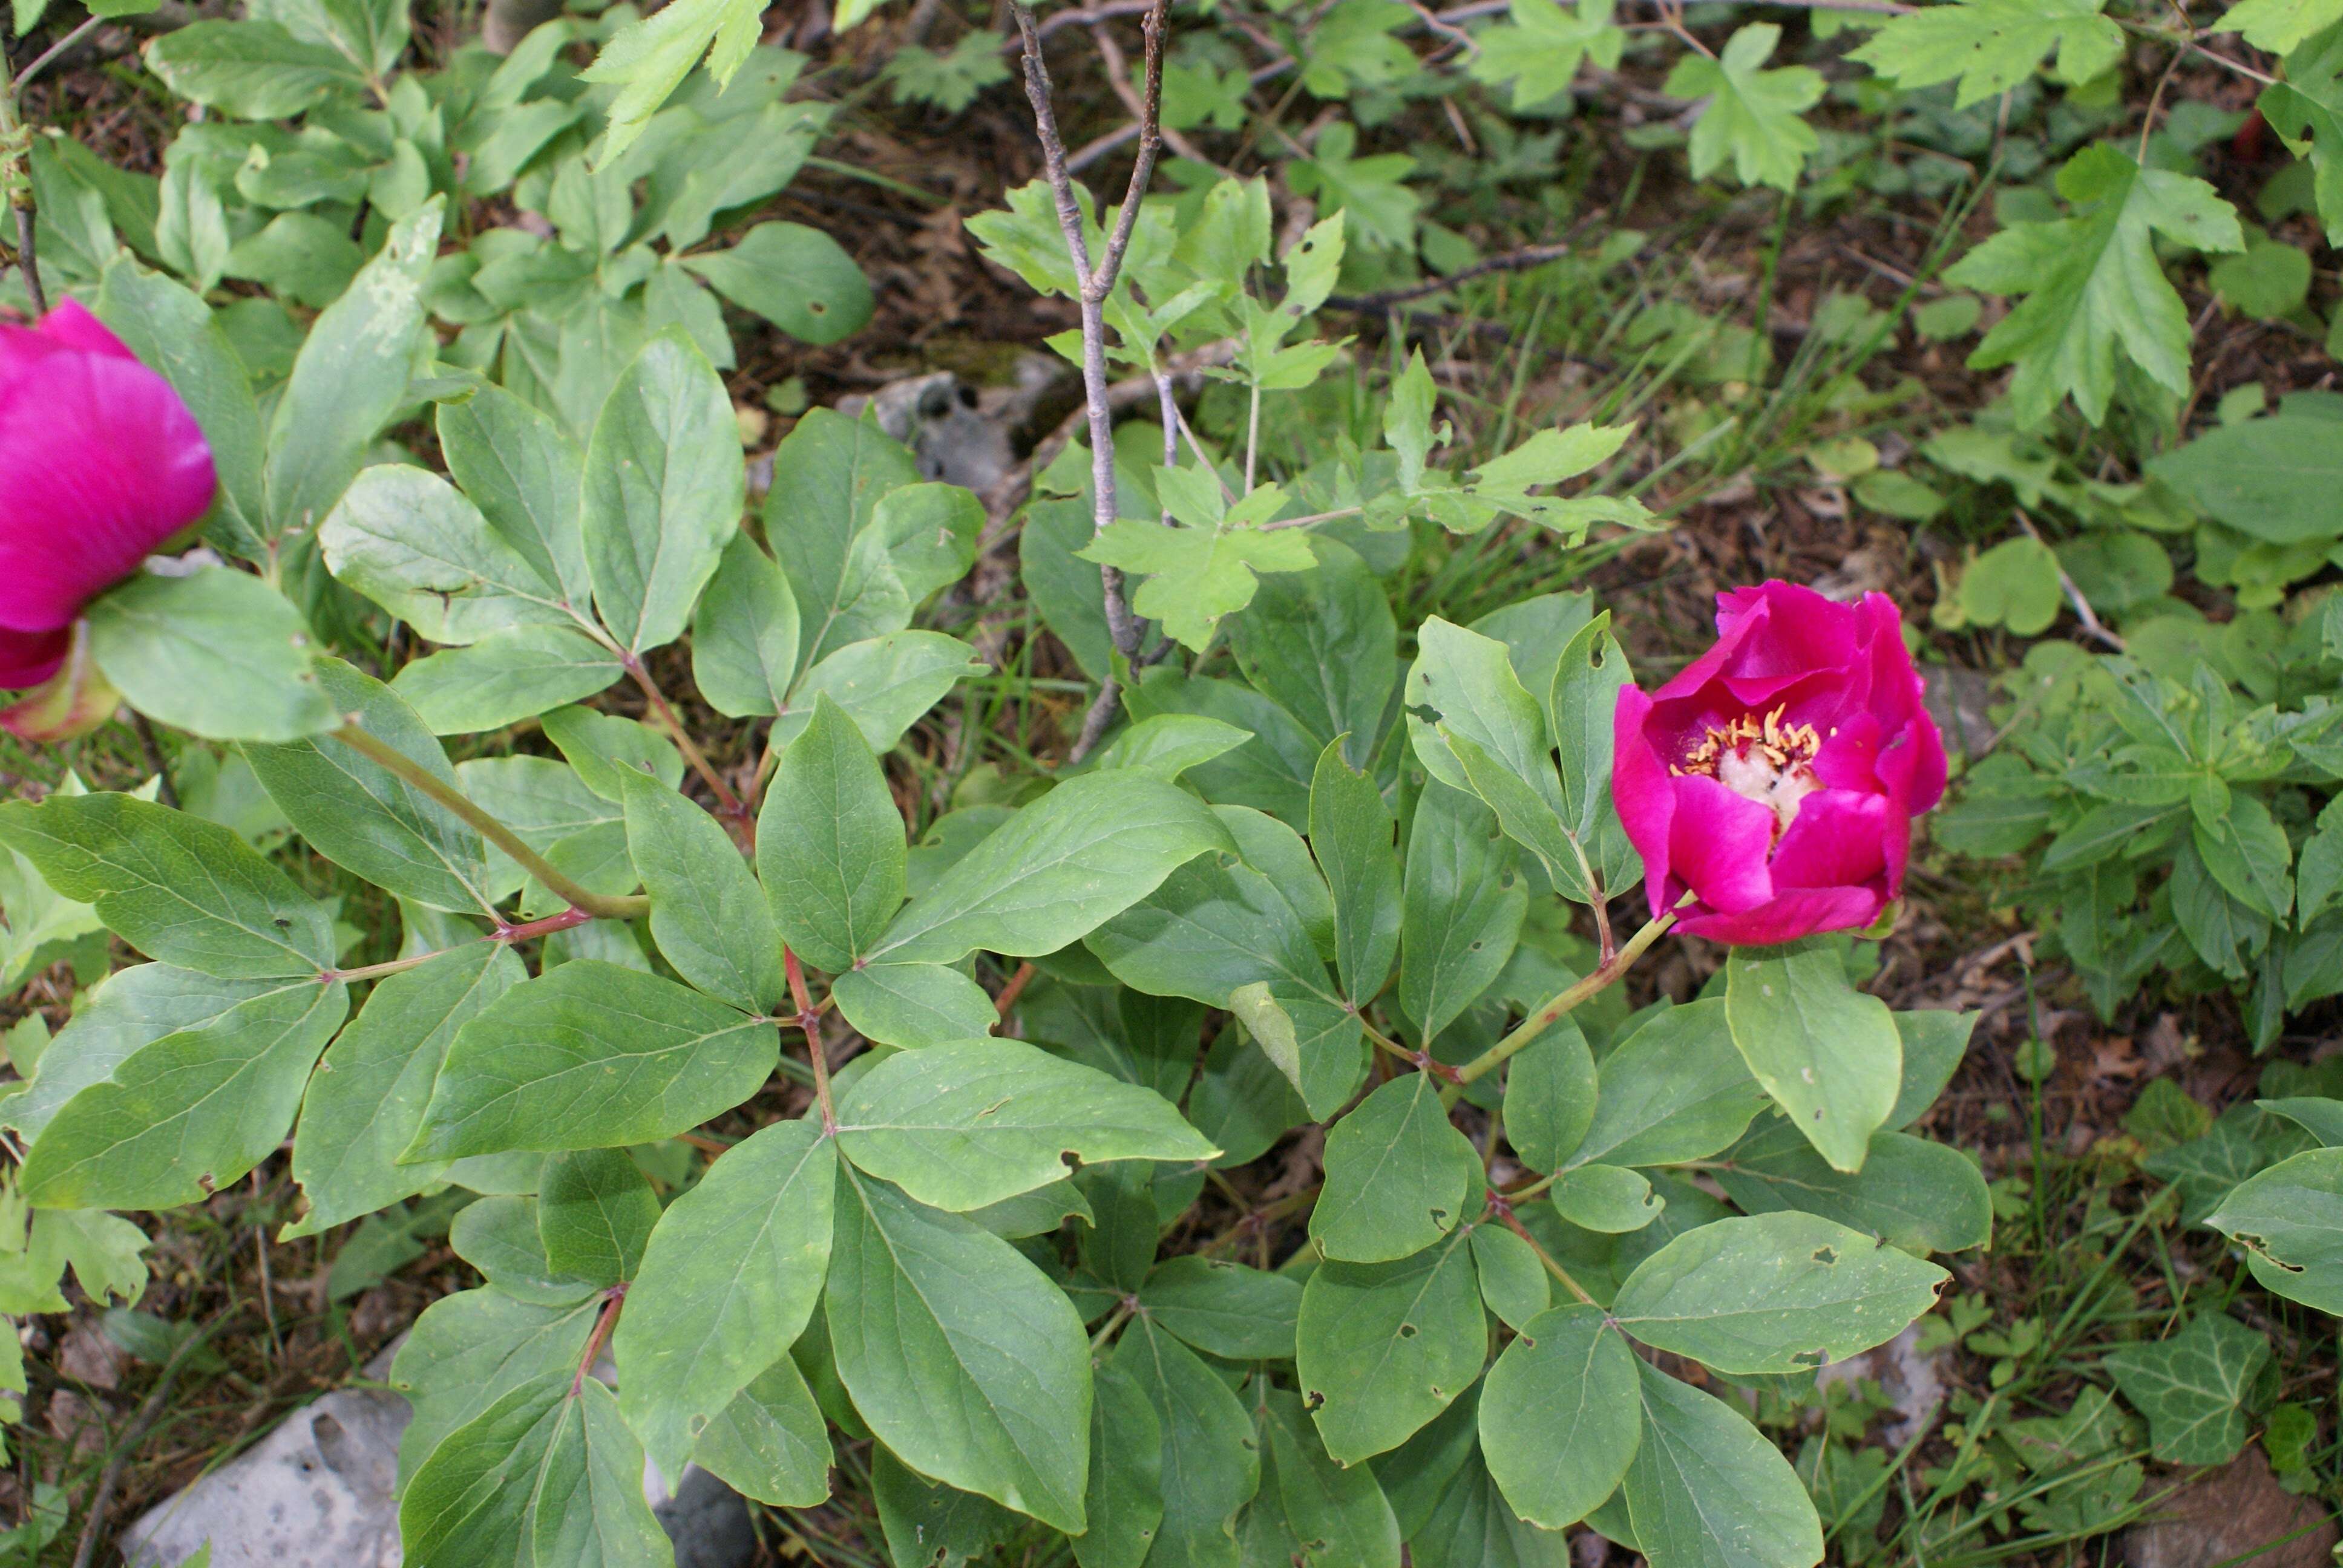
[1812,1246,1838,1266]
[1793,1348,1828,1369]
[1398,1322,1418,1338]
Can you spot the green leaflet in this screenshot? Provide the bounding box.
[1138,1256,1303,1361]
[690,1357,834,1508]
[1400,781,1526,1047]
[614,1117,834,1481]
[1723,950,1901,1174]
[1565,1001,1768,1169]
[536,1148,658,1284]
[1296,1225,1484,1465]
[692,532,802,717]
[1073,1360,1163,1568]
[835,1036,1218,1210]
[825,1165,1092,1532]
[1478,1305,1640,1529]
[22,981,347,1209]
[85,568,339,744]
[580,327,746,655]
[1663,24,1822,194]
[1714,1119,1993,1255]
[1310,1072,1480,1263]
[756,694,906,973]
[2204,1146,2343,1312]
[1116,1316,1260,1568]
[1309,739,1403,1005]
[621,770,784,1014]
[1259,1382,1404,1568]
[868,773,1234,967]
[1850,0,2123,108]
[1610,1213,1948,1375]
[407,961,776,1159]
[1620,1361,1823,1568]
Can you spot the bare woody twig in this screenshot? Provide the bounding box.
[1009,0,1168,762]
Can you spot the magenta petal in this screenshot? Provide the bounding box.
[1668,774,1777,915]
[1613,685,1677,920]
[0,332,217,632]
[1679,886,1884,946]
[1769,790,1891,891]
[0,624,70,688]
[31,299,138,362]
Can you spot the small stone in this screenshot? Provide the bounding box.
[2122,1451,2337,1568]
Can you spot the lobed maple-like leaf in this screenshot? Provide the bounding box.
[1851,0,2125,109]
[1944,145,2243,426]
[1663,24,1824,194]
[2260,25,2343,246]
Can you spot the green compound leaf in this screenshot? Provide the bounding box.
[825,1165,1092,1533]
[869,773,1233,967]
[1724,949,1902,1175]
[621,769,784,1014]
[1297,1226,1484,1465]
[755,694,906,974]
[408,961,776,1160]
[1850,0,2124,108]
[2101,1312,2272,1465]
[581,327,745,656]
[614,1117,834,1482]
[1944,145,2243,427]
[1663,24,1824,194]
[1478,1305,1640,1530]
[290,945,525,1234]
[1310,1072,1481,1263]
[1611,1213,1948,1375]
[0,793,336,979]
[85,568,338,743]
[1620,1360,1823,1568]
[836,1036,1217,1212]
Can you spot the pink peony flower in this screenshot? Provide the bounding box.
[1612,580,1946,946]
[0,299,217,690]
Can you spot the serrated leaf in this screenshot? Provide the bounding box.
[1944,145,2243,426]
[2219,0,2343,53]
[1663,24,1823,194]
[825,1165,1092,1532]
[1850,0,2124,108]
[1478,1305,1640,1529]
[1083,514,1319,653]
[408,962,776,1159]
[836,1037,1217,1211]
[614,1117,834,1481]
[1466,0,1625,110]
[2260,27,2343,247]
[1611,1213,1947,1374]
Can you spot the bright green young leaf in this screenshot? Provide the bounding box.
[614,1117,835,1481]
[1478,1305,1640,1529]
[0,792,335,978]
[290,944,523,1233]
[1611,1213,1948,1374]
[868,773,1233,967]
[1620,1361,1824,1568]
[836,1037,1217,1211]
[1467,0,1625,111]
[582,328,745,656]
[1725,949,1902,1174]
[85,568,338,743]
[621,771,784,1014]
[1311,1072,1480,1263]
[825,1165,1092,1532]
[2101,1312,2270,1465]
[756,694,905,974]
[1944,145,2243,426]
[1297,1226,1483,1465]
[579,0,764,161]
[408,961,776,1159]
[2218,0,2343,53]
[1663,25,1824,194]
[1850,0,2125,108]
[1084,512,1319,653]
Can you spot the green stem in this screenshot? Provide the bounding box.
[330,722,648,922]
[1453,912,1675,1088]
[1494,1203,1597,1307]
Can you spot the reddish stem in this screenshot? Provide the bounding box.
[787,948,837,1133]
[572,1282,628,1398]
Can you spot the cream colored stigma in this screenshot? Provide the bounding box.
[1673,704,1825,834]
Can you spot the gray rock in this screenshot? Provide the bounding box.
[118,1371,758,1568]
[841,370,1017,494]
